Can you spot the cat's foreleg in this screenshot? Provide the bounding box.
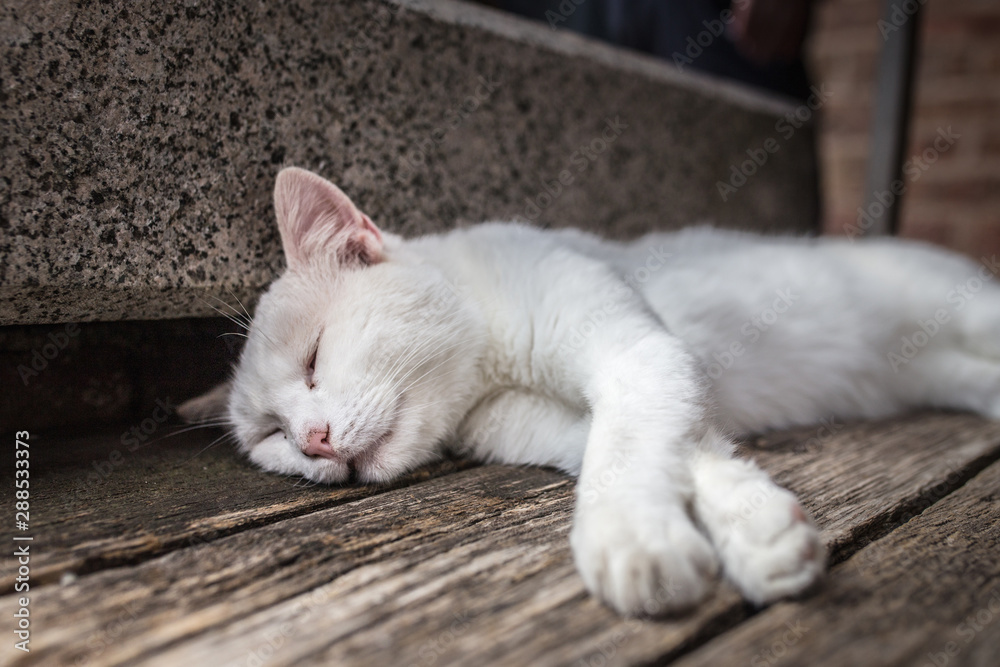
[569,327,721,614]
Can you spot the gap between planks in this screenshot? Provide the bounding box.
[671,459,1000,667]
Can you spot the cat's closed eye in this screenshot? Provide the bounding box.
[306,335,320,389]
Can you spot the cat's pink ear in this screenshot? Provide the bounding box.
[273,167,384,270]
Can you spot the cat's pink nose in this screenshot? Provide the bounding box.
[302,426,336,459]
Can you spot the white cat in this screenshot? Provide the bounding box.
[181,167,1000,615]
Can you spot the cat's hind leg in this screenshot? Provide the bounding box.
[897,346,1000,420]
[690,430,826,605]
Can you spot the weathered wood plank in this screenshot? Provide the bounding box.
[0,466,574,666]
[325,413,1000,667]
[3,413,999,666]
[672,460,1000,667]
[158,413,1000,667]
[0,425,474,589]
[744,411,1000,564]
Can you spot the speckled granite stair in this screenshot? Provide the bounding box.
[0,0,818,326]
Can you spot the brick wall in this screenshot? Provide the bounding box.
[807,0,1000,258]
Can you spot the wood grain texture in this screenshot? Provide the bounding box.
[673,460,1000,667]
[745,412,1000,563]
[3,413,999,666]
[0,466,575,666]
[0,425,474,589]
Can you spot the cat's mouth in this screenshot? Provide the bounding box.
[346,427,394,483]
[344,393,404,483]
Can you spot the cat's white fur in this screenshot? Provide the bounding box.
[182,167,1000,615]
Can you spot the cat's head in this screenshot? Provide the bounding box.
[179,168,484,484]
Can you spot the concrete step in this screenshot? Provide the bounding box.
[0,0,818,326]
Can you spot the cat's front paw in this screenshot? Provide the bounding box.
[721,488,826,605]
[570,502,719,615]
[695,461,826,605]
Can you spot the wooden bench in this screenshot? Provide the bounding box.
[4,411,999,665]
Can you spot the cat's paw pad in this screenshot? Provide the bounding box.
[570,503,719,615]
[718,486,826,605]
